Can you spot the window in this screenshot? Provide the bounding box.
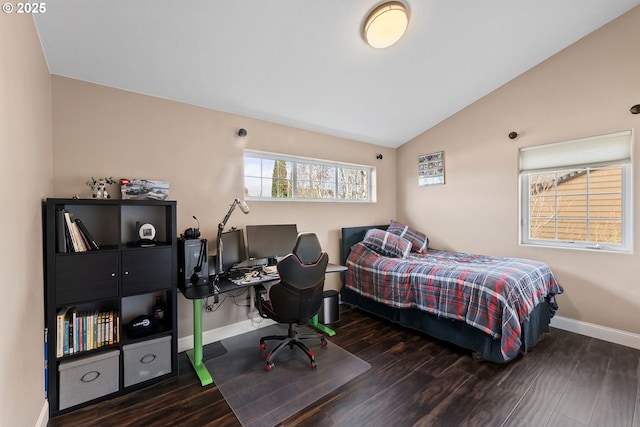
[519,130,632,252]
[243,151,373,202]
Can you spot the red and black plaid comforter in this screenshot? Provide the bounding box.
[345,243,564,361]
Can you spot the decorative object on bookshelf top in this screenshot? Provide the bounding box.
[120,178,170,201]
[86,176,117,199]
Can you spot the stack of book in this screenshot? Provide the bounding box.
[56,307,120,358]
[55,209,99,253]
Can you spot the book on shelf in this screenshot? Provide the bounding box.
[57,307,119,357]
[56,210,99,253]
[63,315,70,355]
[56,307,70,358]
[68,309,74,354]
[64,220,74,252]
[71,309,77,354]
[97,312,103,348]
[76,223,90,252]
[72,221,88,252]
[62,211,81,252]
[83,314,87,351]
[76,311,82,353]
[90,310,97,350]
[74,219,99,250]
[55,209,67,253]
[108,311,114,345]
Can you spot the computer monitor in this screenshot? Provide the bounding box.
[220,229,246,272]
[246,224,298,264]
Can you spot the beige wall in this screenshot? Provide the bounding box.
[397,6,640,335]
[51,76,397,336]
[1,13,53,427]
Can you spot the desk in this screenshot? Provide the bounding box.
[179,263,346,386]
[179,276,278,386]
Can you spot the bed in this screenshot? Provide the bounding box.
[340,223,564,363]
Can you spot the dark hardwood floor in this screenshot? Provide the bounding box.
[48,305,640,427]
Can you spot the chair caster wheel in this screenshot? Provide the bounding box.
[260,343,267,350]
[266,362,274,372]
[320,338,327,347]
[310,360,317,369]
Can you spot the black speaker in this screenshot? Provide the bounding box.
[178,238,209,287]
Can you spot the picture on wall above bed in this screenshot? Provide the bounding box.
[418,151,444,186]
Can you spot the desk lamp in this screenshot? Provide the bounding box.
[215,198,250,279]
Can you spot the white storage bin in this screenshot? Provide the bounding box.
[58,350,120,410]
[123,335,172,387]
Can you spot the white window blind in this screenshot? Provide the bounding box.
[519,130,632,172]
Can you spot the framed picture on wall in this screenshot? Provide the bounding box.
[418,151,445,186]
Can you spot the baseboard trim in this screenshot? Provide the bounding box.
[36,400,48,427]
[178,318,275,353]
[177,315,640,355]
[551,315,640,350]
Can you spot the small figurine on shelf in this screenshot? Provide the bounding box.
[86,176,117,198]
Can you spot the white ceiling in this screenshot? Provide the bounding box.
[33,1,640,148]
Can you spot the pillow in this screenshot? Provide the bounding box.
[387,220,429,253]
[362,229,412,259]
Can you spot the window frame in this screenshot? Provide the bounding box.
[243,150,375,203]
[519,131,633,253]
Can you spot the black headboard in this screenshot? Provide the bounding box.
[340,224,389,266]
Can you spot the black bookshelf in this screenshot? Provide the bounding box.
[44,198,178,416]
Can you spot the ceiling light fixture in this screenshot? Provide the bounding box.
[363,2,409,49]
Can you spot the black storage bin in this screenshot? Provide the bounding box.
[318,290,339,324]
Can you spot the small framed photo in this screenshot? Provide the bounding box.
[418,151,445,186]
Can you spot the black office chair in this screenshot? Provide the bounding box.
[257,232,329,371]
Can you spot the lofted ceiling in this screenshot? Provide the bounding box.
[33,1,640,148]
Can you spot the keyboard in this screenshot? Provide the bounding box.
[234,258,268,269]
[225,269,245,280]
[233,273,280,286]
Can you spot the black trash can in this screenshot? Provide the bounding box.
[318,290,339,324]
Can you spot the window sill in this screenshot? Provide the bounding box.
[519,241,633,254]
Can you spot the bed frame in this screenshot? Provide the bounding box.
[339,225,553,363]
